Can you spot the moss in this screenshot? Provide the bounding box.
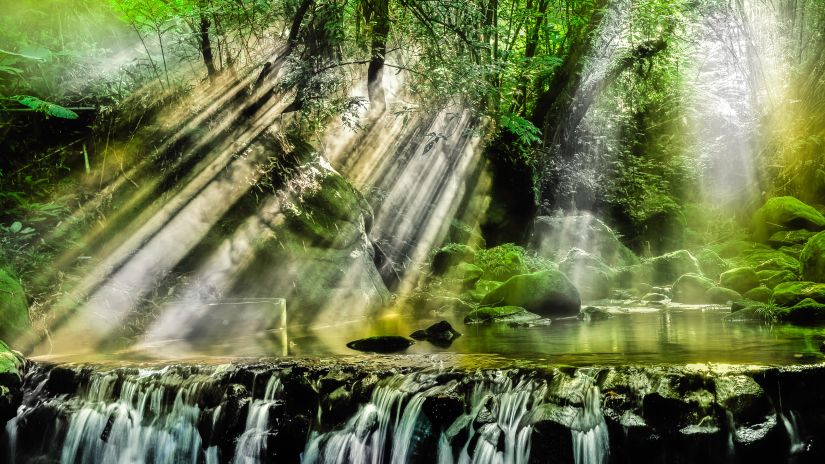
[742,286,773,303]
[431,244,476,275]
[464,306,540,324]
[0,270,30,341]
[735,249,800,275]
[464,280,503,302]
[644,250,701,285]
[800,231,825,283]
[705,287,742,304]
[473,244,529,282]
[772,281,825,307]
[751,196,825,242]
[781,298,825,325]
[480,270,580,317]
[672,273,714,303]
[695,249,729,280]
[768,230,816,247]
[756,269,796,289]
[719,267,760,294]
[710,241,770,259]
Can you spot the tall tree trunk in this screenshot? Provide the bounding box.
[200,15,218,80]
[367,0,390,110]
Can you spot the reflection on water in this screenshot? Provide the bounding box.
[285,305,825,366]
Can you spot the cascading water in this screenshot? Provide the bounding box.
[570,386,609,464]
[233,375,284,463]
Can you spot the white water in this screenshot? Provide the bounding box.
[233,375,284,463]
[570,386,609,464]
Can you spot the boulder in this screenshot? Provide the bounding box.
[473,244,529,282]
[719,267,760,294]
[0,340,26,422]
[755,270,796,290]
[737,250,800,275]
[480,270,581,317]
[0,269,30,340]
[801,231,825,283]
[695,249,729,280]
[432,244,476,275]
[463,306,542,324]
[578,306,612,321]
[346,336,414,353]
[529,213,638,267]
[781,298,825,325]
[642,293,669,302]
[714,376,771,424]
[772,281,825,307]
[742,287,772,303]
[410,321,461,347]
[751,196,825,242]
[778,245,803,260]
[706,287,742,304]
[645,250,701,285]
[768,230,816,248]
[447,262,483,287]
[710,240,770,259]
[672,274,715,304]
[558,248,614,301]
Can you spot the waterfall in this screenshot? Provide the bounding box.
[570,386,609,464]
[233,375,283,463]
[780,410,805,456]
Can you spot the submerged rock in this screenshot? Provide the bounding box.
[463,306,542,324]
[720,267,760,294]
[410,321,462,347]
[0,269,30,340]
[578,306,612,321]
[346,336,414,353]
[480,270,581,317]
[801,231,825,283]
[672,273,714,303]
[751,196,825,242]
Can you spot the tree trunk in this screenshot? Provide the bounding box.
[367,0,390,110]
[200,15,217,80]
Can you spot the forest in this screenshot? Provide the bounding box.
[1,0,825,463]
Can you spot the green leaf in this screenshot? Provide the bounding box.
[0,47,48,61]
[9,222,22,233]
[13,96,79,119]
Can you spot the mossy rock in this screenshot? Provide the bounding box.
[696,249,729,281]
[719,267,760,294]
[431,244,476,275]
[801,231,825,283]
[672,273,715,304]
[781,298,825,325]
[558,248,615,301]
[756,270,796,290]
[725,300,776,322]
[0,270,30,341]
[710,241,770,259]
[768,230,816,248]
[453,263,483,287]
[736,250,800,275]
[464,279,503,302]
[644,250,701,285]
[529,213,638,267]
[346,336,414,353]
[751,196,825,242]
[480,270,580,318]
[705,287,742,304]
[464,306,541,324]
[778,245,804,260]
[772,281,825,307]
[473,244,529,282]
[578,306,612,321]
[742,287,773,303]
[0,340,24,378]
[447,219,485,248]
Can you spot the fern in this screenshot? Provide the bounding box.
[12,95,78,119]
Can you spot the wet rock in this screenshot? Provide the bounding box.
[321,385,355,427]
[526,403,576,464]
[432,244,476,275]
[452,262,483,287]
[705,287,742,304]
[712,240,771,259]
[346,336,414,353]
[45,366,81,396]
[696,249,730,281]
[751,196,825,242]
[742,286,773,303]
[558,248,615,300]
[529,213,638,267]
[782,298,825,324]
[410,321,461,347]
[672,273,715,303]
[779,244,804,260]
[578,306,612,321]
[720,267,760,294]
[714,375,771,424]
[756,269,797,289]
[282,369,319,415]
[773,281,825,307]
[769,229,817,247]
[0,269,30,340]
[645,250,701,286]
[422,393,464,430]
[731,414,789,464]
[207,384,251,451]
[642,292,668,302]
[480,270,581,317]
[801,231,825,283]
[740,249,801,275]
[464,306,541,325]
